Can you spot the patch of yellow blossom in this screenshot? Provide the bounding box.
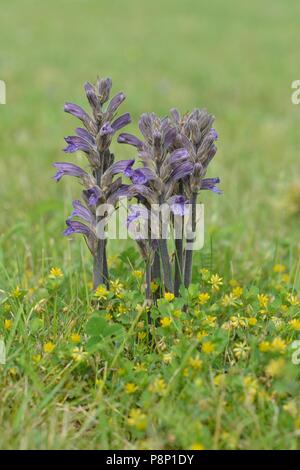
[49,267,64,279]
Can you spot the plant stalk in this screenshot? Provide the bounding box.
[184,191,197,288]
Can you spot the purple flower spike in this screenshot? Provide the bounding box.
[53,162,87,182]
[111,113,131,132]
[118,133,143,149]
[69,200,94,224]
[200,177,222,194]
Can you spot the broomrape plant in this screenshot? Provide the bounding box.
[53,77,221,306]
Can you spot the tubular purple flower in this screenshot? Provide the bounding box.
[168,160,194,182]
[117,133,143,149]
[138,114,153,141]
[98,78,112,104]
[53,162,87,182]
[63,136,92,153]
[210,128,218,141]
[169,195,188,216]
[129,168,156,185]
[64,102,91,124]
[168,148,189,165]
[101,159,135,188]
[69,200,95,224]
[64,219,93,237]
[111,113,131,132]
[83,186,103,206]
[163,127,177,151]
[75,127,95,143]
[100,122,114,136]
[84,82,99,110]
[107,92,126,116]
[200,177,222,193]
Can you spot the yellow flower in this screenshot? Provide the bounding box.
[233,341,250,360]
[259,341,271,352]
[203,315,217,328]
[151,281,159,293]
[133,270,143,279]
[202,341,215,354]
[4,319,12,330]
[127,409,147,431]
[149,378,166,395]
[160,317,172,328]
[163,353,173,364]
[198,292,210,305]
[281,274,290,284]
[134,362,147,372]
[209,274,223,291]
[118,304,127,315]
[188,357,203,370]
[94,285,109,300]
[232,286,243,298]
[289,319,300,331]
[265,358,285,377]
[43,342,55,353]
[70,333,81,344]
[221,293,238,307]
[230,315,247,328]
[138,331,147,340]
[71,347,87,362]
[283,400,298,418]
[164,292,175,302]
[196,330,208,341]
[124,382,138,394]
[32,354,42,364]
[248,317,257,326]
[110,279,124,295]
[199,268,210,280]
[271,316,283,330]
[10,286,23,298]
[257,294,269,309]
[173,309,182,318]
[273,264,286,273]
[271,337,286,353]
[49,267,63,279]
[214,373,226,386]
[105,313,113,321]
[287,293,300,306]
[190,443,205,450]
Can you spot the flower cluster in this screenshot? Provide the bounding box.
[53,77,221,304]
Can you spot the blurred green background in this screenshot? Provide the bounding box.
[1,0,300,282]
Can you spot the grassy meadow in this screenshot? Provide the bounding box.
[1,0,300,450]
